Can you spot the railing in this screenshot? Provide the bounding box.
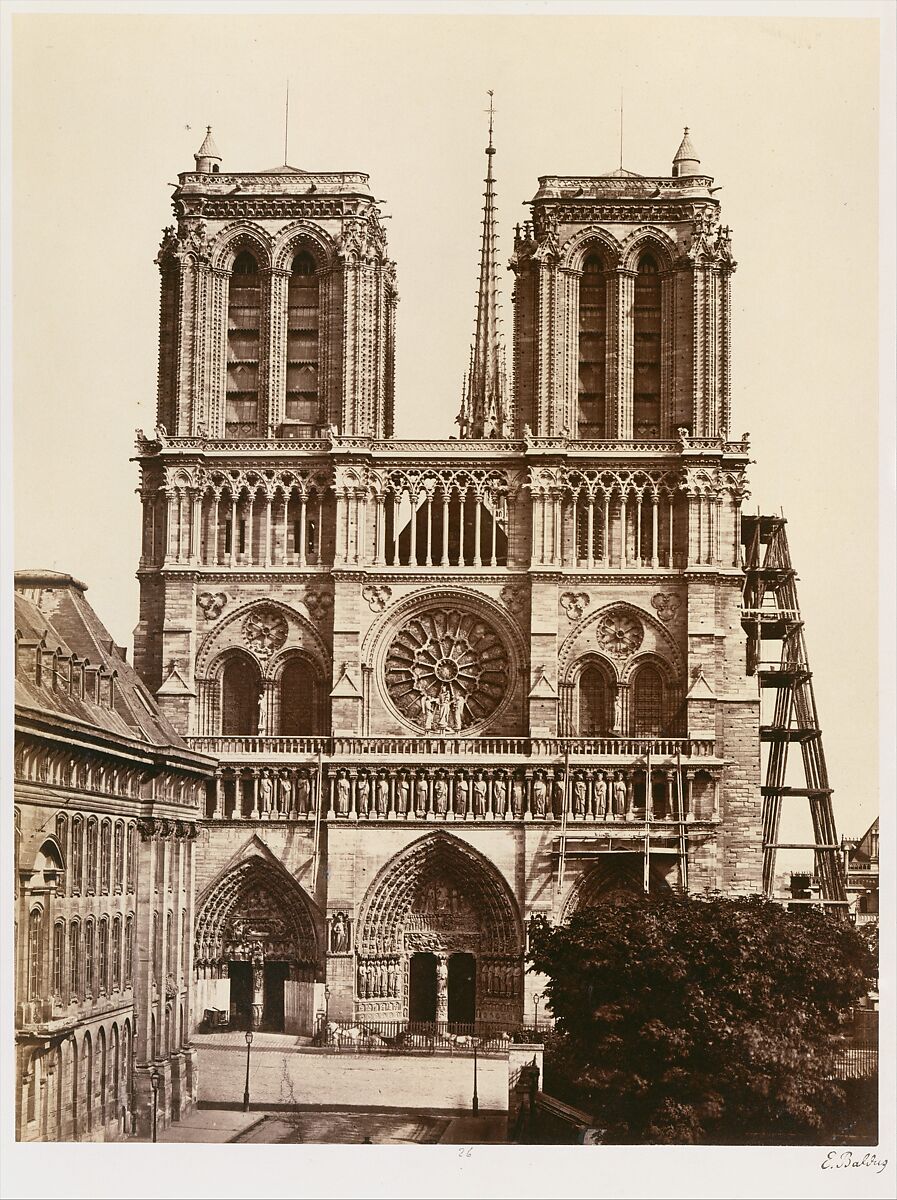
[313,1018,524,1055]
[188,735,330,756]
[187,734,715,760]
[830,1041,878,1080]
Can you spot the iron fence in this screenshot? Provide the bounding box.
[313,1018,532,1054]
[830,1041,878,1080]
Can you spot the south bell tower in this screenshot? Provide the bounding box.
[511,128,734,440]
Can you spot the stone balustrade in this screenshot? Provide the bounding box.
[187,733,716,761]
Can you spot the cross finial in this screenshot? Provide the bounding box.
[486,89,495,149]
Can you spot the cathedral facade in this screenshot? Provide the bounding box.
[132,124,758,1035]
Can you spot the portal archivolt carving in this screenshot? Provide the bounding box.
[194,854,319,973]
[357,834,522,960]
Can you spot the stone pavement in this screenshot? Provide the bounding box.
[134,1106,508,1144]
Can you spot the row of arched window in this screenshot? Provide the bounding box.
[20,1018,134,1140]
[29,912,134,1003]
[54,814,136,898]
[578,661,675,736]
[578,251,663,439]
[226,250,321,438]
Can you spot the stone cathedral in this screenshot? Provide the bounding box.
[133,123,757,1036]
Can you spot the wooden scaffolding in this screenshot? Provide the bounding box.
[741,514,847,911]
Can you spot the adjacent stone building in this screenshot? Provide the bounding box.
[130,124,758,1035]
[13,571,214,1140]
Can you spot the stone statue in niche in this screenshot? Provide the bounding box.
[493,776,507,816]
[573,777,587,817]
[257,693,268,736]
[376,775,389,817]
[279,772,292,815]
[397,775,409,816]
[357,774,370,817]
[330,912,349,954]
[336,775,350,816]
[259,771,274,813]
[473,773,487,817]
[532,774,547,818]
[512,777,525,818]
[455,773,469,817]
[296,772,309,815]
[415,775,429,816]
[553,774,566,818]
[612,773,627,818]
[595,772,607,818]
[434,777,448,816]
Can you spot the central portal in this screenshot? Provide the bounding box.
[408,952,437,1022]
[448,953,476,1024]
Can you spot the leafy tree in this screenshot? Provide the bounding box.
[527,892,875,1144]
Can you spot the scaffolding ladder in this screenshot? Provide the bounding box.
[741,514,847,910]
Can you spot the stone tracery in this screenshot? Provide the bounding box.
[383,608,510,733]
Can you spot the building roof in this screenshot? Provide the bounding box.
[674,126,699,164]
[195,125,221,160]
[14,571,191,751]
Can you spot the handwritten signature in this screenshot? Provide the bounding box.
[821,1151,889,1174]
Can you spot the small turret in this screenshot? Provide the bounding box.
[672,126,701,178]
[194,126,222,174]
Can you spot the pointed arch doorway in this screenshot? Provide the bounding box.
[194,854,320,1034]
[357,833,524,1029]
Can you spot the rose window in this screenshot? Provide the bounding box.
[595,611,644,657]
[242,608,289,657]
[384,608,509,732]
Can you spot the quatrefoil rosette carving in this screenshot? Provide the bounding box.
[560,591,590,622]
[242,608,288,658]
[362,584,392,614]
[595,611,644,658]
[651,592,680,624]
[383,607,510,733]
[197,591,227,620]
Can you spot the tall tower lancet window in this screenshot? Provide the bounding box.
[578,254,607,438]
[285,252,320,433]
[226,251,262,437]
[633,253,662,437]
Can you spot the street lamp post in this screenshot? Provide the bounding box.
[472,1037,479,1116]
[324,985,331,1042]
[243,1029,254,1113]
[533,992,542,1035]
[149,1068,160,1143]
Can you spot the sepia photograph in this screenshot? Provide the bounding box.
[2,2,893,1197]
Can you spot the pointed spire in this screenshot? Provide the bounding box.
[194,126,222,174]
[457,91,510,440]
[672,126,701,178]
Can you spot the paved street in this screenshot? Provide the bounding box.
[135,1106,508,1145]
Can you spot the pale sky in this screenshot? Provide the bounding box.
[12,9,882,851]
